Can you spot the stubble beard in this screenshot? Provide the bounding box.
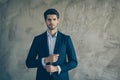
[47,26,56,30]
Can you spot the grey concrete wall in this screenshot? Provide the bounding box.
[0,0,120,80]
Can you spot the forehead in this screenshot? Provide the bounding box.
[47,14,58,19]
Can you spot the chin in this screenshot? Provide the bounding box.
[48,26,56,30]
[48,27,53,30]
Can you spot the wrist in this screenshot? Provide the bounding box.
[55,66,59,72]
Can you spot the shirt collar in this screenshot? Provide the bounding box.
[47,31,57,38]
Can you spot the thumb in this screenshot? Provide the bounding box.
[54,54,59,57]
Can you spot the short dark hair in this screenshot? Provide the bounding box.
[44,8,60,20]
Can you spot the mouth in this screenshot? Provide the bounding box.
[49,25,54,27]
[50,24,54,26]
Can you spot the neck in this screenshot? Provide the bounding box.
[47,28,57,36]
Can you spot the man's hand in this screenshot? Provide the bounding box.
[44,54,59,63]
[45,65,59,73]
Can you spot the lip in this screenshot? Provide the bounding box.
[49,25,54,27]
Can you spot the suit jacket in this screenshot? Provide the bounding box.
[26,31,78,80]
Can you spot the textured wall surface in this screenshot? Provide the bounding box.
[0,0,120,80]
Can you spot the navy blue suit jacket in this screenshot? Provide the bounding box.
[26,31,78,80]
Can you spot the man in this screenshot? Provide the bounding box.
[26,8,78,80]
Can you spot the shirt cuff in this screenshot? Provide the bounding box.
[57,65,61,74]
[41,58,46,66]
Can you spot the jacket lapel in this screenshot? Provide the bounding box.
[43,31,49,56]
[54,31,61,54]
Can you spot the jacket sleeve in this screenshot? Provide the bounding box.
[60,36,78,73]
[26,37,42,68]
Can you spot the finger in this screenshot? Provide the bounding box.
[54,54,59,57]
[45,65,51,71]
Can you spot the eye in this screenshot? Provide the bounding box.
[48,19,51,21]
[53,18,56,21]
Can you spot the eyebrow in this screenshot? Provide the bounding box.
[47,18,57,20]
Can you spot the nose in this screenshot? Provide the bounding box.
[51,20,54,23]
[50,20,54,25]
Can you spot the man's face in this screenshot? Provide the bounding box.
[45,14,59,30]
